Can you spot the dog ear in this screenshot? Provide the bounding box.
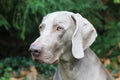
[71,13,97,59]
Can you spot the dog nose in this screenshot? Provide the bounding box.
[29,44,42,57]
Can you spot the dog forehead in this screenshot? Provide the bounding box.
[54,14,71,23]
[42,12,72,29]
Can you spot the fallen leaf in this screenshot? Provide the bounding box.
[26,66,38,80]
[117,55,120,63]
[27,72,37,80]
[12,71,18,78]
[115,77,120,80]
[10,77,24,80]
[10,77,16,80]
[104,58,111,65]
[113,62,119,70]
[118,42,120,49]
[20,70,30,77]
[107,48,114,56]
[118,71,120,77]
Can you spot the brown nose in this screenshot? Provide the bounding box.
[29,43,43,57]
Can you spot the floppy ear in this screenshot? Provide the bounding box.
[71,13,97,59]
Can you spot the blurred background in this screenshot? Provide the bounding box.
[0,0,120,80]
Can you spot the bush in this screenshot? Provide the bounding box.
[0,0,106,40]
[0,0,120,79]
[0,57,56,79]
[0,0,120,56]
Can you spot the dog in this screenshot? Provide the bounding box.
[29,11,114,80]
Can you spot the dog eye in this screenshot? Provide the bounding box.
[56,26,64,31]
[39,26,44,31]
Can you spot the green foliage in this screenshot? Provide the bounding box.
[0,0,120,79]
[0,57,56,79]
[0,15,10,30]
[0,62,12,80]
[0,0,106,40]
[92,21,120,56]
[114,0,120,3]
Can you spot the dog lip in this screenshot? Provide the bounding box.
[33,56,57,64]
[30,52,40,58]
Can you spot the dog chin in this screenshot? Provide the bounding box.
[40,59,54,64]
[41,60,58,64]
[34,57,57,64]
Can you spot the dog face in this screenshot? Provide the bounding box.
[29,12,75,64]
[29,11,97,64]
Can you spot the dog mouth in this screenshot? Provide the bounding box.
[32,54,58,64]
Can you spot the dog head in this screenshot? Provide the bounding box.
[29,11,97,64]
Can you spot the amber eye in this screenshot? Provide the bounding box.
[56,26,64,31]
[39,26,44,31]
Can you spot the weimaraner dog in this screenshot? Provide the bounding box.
[29,11,114,80]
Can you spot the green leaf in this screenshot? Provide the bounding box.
[114,0,120,3]
[0,14,10,30]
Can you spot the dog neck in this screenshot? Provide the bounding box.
[58,48,100,80]
[58,47,79,80]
